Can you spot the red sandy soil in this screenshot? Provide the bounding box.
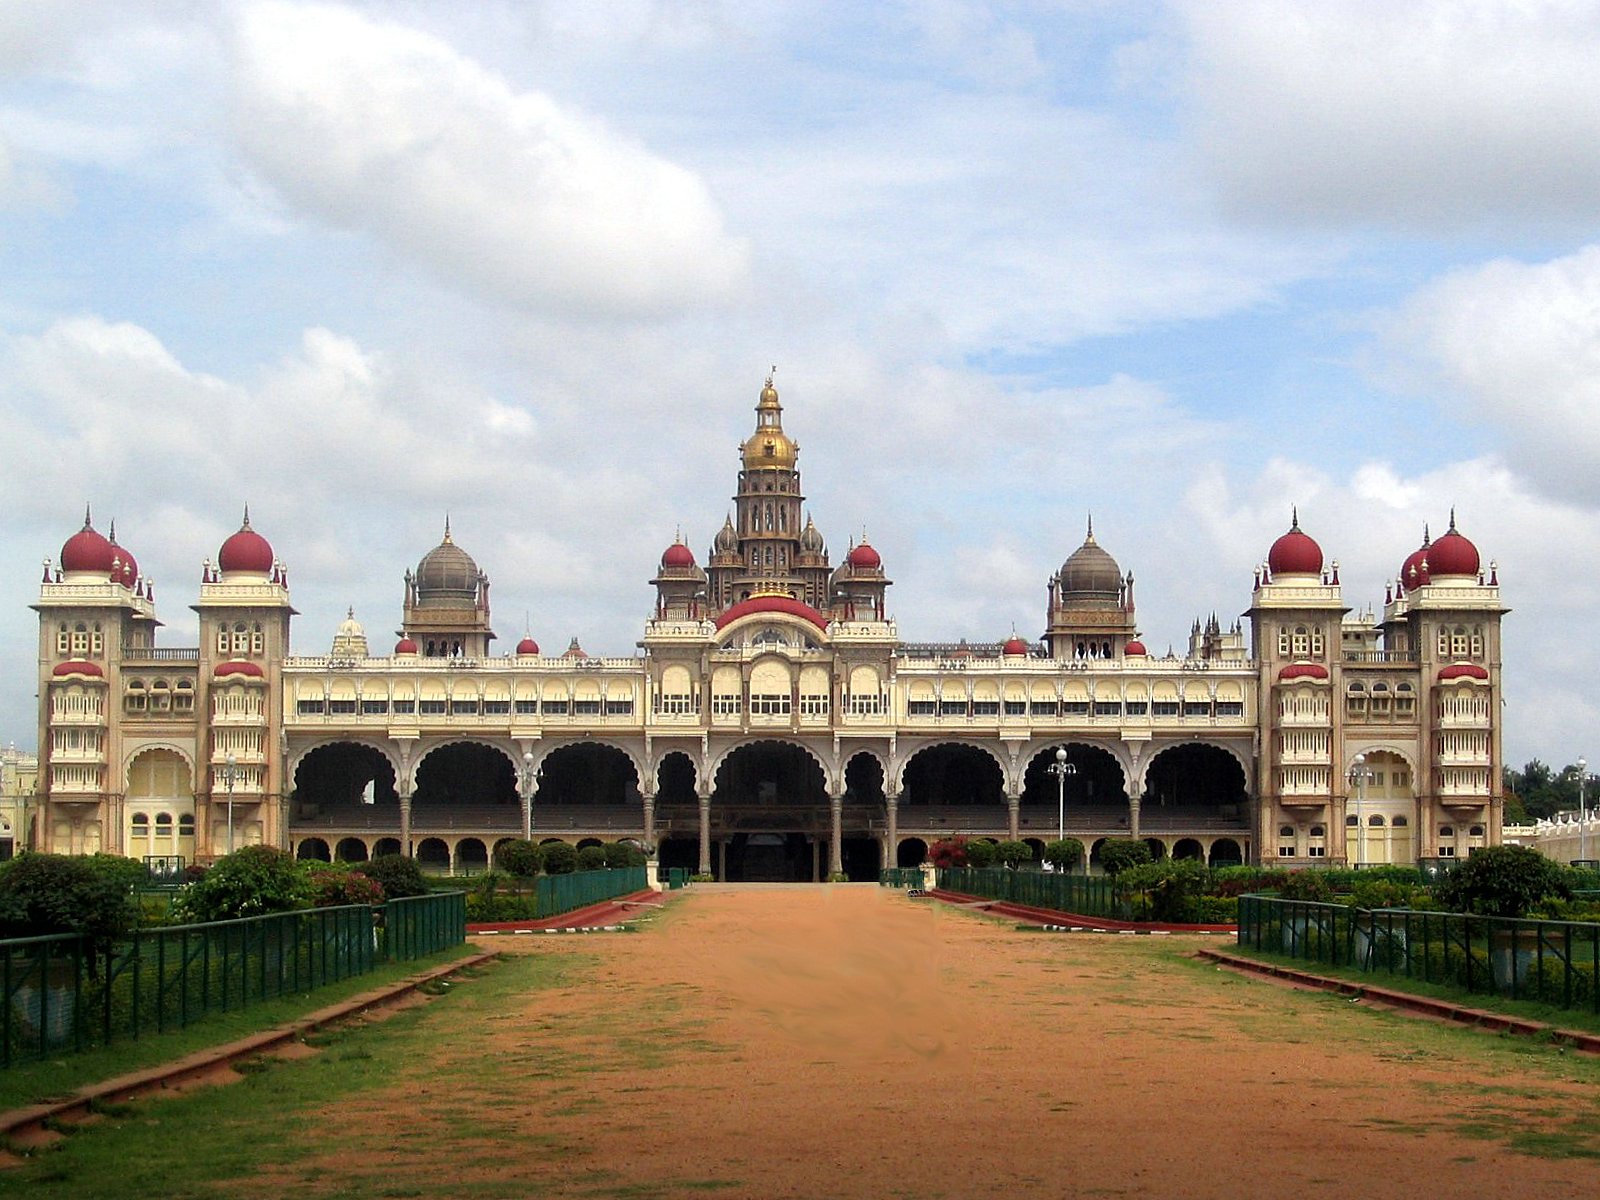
[269,885,1600,1199]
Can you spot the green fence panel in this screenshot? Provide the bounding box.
[879,868,927,888]
[1236,895,1600,1016]
[935,867,1119,920]
[534,867,647,920]
[0,892,468,1069]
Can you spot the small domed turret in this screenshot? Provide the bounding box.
[740,372,797,471]
[1266,509,1322,578]
[219,507,275,577]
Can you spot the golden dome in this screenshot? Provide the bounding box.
[741,372,797,471]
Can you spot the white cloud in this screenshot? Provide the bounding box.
[1378,244,1600,505]
[1176,0,1600,228]
[226,1,749,317]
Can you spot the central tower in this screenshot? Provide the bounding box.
[705,374,833,611]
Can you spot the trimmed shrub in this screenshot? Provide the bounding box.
[603,841,647,869]
[541,841,579,875]
[576,845,608,871]
[1278,870,1335,903]
[1043,838,1084,872]
[929,837,969,869]
[0,853,140,949]
[497,839,543,879]
[355,853,430,900]
[1434,845,1571,918]
[1118,859,1212,922]
[1098,838,1152,877]
[964,839,1000,869]
[307,865,385,908]
[172,846,308,923]
[995,840,1033,869]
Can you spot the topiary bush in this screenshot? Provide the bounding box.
[1043,838,1084,872]
[995,840,1033,869]
[603,841,647,869]
[576,845,607,871]
[497,839,543,879]
[0,853,140,950]
[172,846,309,923]
[355,853,430,900]
[1118,859,1212,922]
[1097,838,1152,877]
[1434,845,1571,918]
[964,839,1000,869]
[540,841,578,875]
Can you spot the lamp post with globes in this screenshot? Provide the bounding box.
[1348,753,1372,868]
[222,751,238,855]
[1048,747,1080,866]
[1579,757,1589,865]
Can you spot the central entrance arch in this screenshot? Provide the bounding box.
[712,741,829,882]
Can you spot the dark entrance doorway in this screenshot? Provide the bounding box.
[725,832,814,882]
[712,741,833,882]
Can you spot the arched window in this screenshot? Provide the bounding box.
[1368,814,1385,826]
[251,623,264,655]
[1346,814,1359,827]
[1439,825,1455,838]
[1310,825,1326,837]
[1279,825,1295,838]
[232,621,249,654]
[56,623,70,654]
[1393,815,1408,827]
[72,622,89,655]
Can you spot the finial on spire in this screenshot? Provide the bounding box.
[83,502,93,530]
[241,504,251,530]
[1448,506,1457,532]
[347,605,354,619]
[1085,513,1095,543]
[1290,505,1299,531]
[1422,523,1431,545]
[443,513,453,543]
[108,518,117,542]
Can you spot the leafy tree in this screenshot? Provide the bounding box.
[995,840,1033,869]
[0,853,140,950]
[354,854,429,899]
[1434,844,1571,918]
[540,841,578,875]
[1118,859,1211,922]
[172,846,309,923]
[576,845,607,871]
[497,839,543,879]
[1043,838,1084,873]
[964,838,1000,869]
[1504,760,1594,822]
[1097,838,1152,877]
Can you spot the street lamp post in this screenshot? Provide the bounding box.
[1579,757,1589,864]
[1349,753,1370,869]
[519,751,537,842]
[222,751,238,855]
[1048,747,1080,867]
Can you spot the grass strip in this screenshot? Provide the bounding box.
[0,945,477,1113]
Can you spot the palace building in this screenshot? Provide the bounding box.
[30,377,1508,880]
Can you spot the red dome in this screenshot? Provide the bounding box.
[714,595,829,631]
[219,511,275,575]
[1278,663,1329,681]
[110,543,138,588]
[1400,545,1430,589]
[1426,516,1479,578]
[214,660,264,678]
[847,542,881,569]
[60,511,115,576]
[516,636,540,655]
[1439,663,1489,681]
[53,659,104,677]
[1002,635,1028,657]
[1267,512,1322,577]
[661,541,695,569]
[1124,640,1147,657]
[395,637,419,655]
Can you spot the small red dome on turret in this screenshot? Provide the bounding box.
[1002,635,1028,657]
[661,541,695,569]
[1267,510,1323,577]
[60,507,115,576]
[516,636,539,656]
[110,542,138,589]
[1400,530,1431,589]
[395,637,418,655]
[1124,640,1147,657]
[219,508,275,575]
[1426,511,1480,578]
[847,541,881,569]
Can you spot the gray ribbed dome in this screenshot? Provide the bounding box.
[415,523,480,606]
[800,514,825,554]
[714,515,739,554]
[1059,526,1121,601]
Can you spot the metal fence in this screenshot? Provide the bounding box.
[879,868,928,888]
[1237,894,1600,1015]
[534,866,647,919]
[1,892,467,1068]
[936,867,1121,919]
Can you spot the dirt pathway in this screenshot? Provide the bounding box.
[280,886,1600,1199]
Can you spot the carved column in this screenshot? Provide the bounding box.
[1006,791,1021,840]
[886,789,900,871]
[399,784,413,857]
[642,788,656,852]
[829,792,844,876]
[1128,793,1142,840]
[698,792,712,875]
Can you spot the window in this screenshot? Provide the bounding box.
[1124,701,1148,716]
[1392,816,1408,827]
[513,699,537,714]
[91,626,103,654]
[392,699,416,714]
[749,693,791,715]
[484,700,511,715]
[174,680,194,712]
[605,698,633,716]
[1368,814,1385,826]
[940,700,968,717]
[56,624,69,654]
[1062,701,1090,717]
[1152,701,1179,717]
[657,694,694,715]
[232,622,249,654]
[1003,700,1026,717]
[125,680,147,712]
[713,695,742,715]
[799,694,829,716]
[847,695,881,716]
[1183,702,1211,718]
[1277,845,1295,857]
[450,699,481,715]
[573,699,602,716]
[328,699,357,714]
[418,699,446,715]
[150,680,171,712]
[72,623,89,655]
[972,700,1000,717]
[252,623,264,655]
[216,627,230,654]
[542,699,569,715]
[1438,846,1456,858]
[1438,826,1454,838]
[1346,815,1359,827]
[1030,701,1059,717]
[362,699,390,715]
[297,698,326,714]
[1279,825,1295,838]
[178,814,195,837]
[1216,702,1243,718]
[1469,824,1485,837]
[1346,683,1366,718]
[907,700,936,717]
[1395,684,1415,716]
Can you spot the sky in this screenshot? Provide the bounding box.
[1,0,1598,770]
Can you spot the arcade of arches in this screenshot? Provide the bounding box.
[287,735,1252,879]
